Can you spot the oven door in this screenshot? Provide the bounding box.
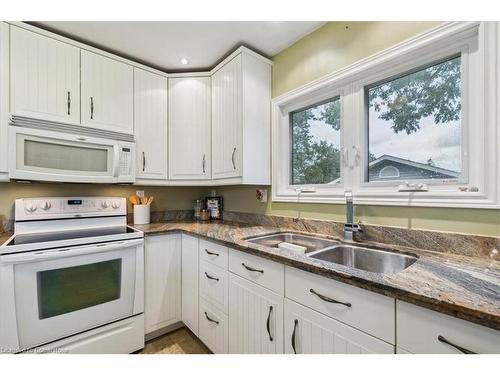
[9,126,128,183]
[1,238,143,350]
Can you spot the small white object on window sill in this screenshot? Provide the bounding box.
[398,181,429,192]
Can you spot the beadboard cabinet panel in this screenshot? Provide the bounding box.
[228,273,283,354]
[10,25,80,124]
[169,76,211,180]
[144,234,182,334]
[284,299,394,354]
[181,234,200,336]
[134,68,167,180]
[81,50,133,134]
[211,55,243,179]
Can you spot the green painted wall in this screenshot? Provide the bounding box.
[220,21,500,238]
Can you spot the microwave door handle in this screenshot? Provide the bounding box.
[113,145,120,177]
[0,238,143,265]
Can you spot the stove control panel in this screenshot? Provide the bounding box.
[15,197,127,220]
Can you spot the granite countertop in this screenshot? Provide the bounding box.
[132,220,500,331]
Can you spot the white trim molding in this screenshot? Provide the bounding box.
[272,22,500,209]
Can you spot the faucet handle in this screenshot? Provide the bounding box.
[344,190,353,202]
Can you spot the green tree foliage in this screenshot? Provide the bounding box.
[291,100,341,185]
[368,56,461,135]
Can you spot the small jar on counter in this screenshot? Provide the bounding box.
[199,209,210,221]
[194,199,203,220]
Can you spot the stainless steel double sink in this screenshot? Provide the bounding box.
[244,232,417,275]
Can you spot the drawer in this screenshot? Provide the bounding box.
[199,239,228,269]
[228,249,284,295]
[199,260,229,313]
[285,266,395,344]
[199,298,228,354]
[397,301,500,354]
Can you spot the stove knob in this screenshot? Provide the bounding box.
[112,201,121,209]
[101,201,109,209]
[40,201,52,210]
[26,203,37,213]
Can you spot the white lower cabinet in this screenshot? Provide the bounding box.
[228,273,283,354]
[144,234,182,334]
[181,234,199,336]
[284,299,394,354]
[397,301,500,354]
[199,298,228,353]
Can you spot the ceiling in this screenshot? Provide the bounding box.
[33,21,326,71]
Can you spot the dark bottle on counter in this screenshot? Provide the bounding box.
[205,192,223,220]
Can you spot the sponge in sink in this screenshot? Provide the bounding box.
[278,242,307,255]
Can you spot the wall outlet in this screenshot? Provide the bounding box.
[256,188,267,202]
[136,190,145,197]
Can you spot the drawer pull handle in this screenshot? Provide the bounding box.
[291,319,298,354]
[204,272,219,282]
[241,263,264,274]
[266,306,273,342]
[438,335,476,354]
[205,249,219,256]
[204,312,219,325]
[309,288,352,307]
[67,91,71,115]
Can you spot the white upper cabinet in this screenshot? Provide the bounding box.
[168,76,211,180]
[81,50,134,134]
[211,51,272,184]
[212,55,243,179]
[10,25,80,124]
[0,23,9,178]
[134,68,167,180]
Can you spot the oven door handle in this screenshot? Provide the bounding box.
[0,238,143,264]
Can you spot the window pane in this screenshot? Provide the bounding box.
[37,259,122,319]
[367,56,462,182]
[290,97,341,185]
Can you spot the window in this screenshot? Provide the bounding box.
[366,56,462,182]
[290,97,341,185]
[273,22,499,208]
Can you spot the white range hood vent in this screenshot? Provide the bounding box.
[9,115,135,143]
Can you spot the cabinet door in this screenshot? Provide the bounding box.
[228,273,283,354]
[145,234,182,334]
[0,23,9,176]
[169,76,211,180]
[134,68,167,179]
[10,26,80,124]
[81,50,133,134]
[211,55,242,179]
[284,299,394,354]
[181,234,199,336]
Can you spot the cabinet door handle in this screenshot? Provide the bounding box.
[438,335,476,354]
[231,147,236,170]
[90,97,94,119]
[67,91,71,115]
[202,154,206,173]
[309,288,352,307]
[241,262,264,274]
[205,249,219,256]
[204,272,219,282]
[142,152,146,172]
[291,319,298,354]
[266,306,274,342]
[204,311,219,325]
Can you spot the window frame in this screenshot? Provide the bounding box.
[272,22,500,208]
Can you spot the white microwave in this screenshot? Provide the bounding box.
[9,126,135,183]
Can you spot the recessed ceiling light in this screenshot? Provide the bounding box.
[180,57,189,65]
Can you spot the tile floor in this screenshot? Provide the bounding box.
[140,327,211,354]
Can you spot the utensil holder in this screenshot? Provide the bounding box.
[133,204,150,225]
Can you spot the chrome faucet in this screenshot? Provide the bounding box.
[344,191,361,241]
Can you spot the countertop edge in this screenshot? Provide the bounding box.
[140,226,500,331]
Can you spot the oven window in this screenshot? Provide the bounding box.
[37,259,122,319]
[24,140,108,172]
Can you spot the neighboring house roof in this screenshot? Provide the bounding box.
[368,155,460,178]
[328,154,459,184]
